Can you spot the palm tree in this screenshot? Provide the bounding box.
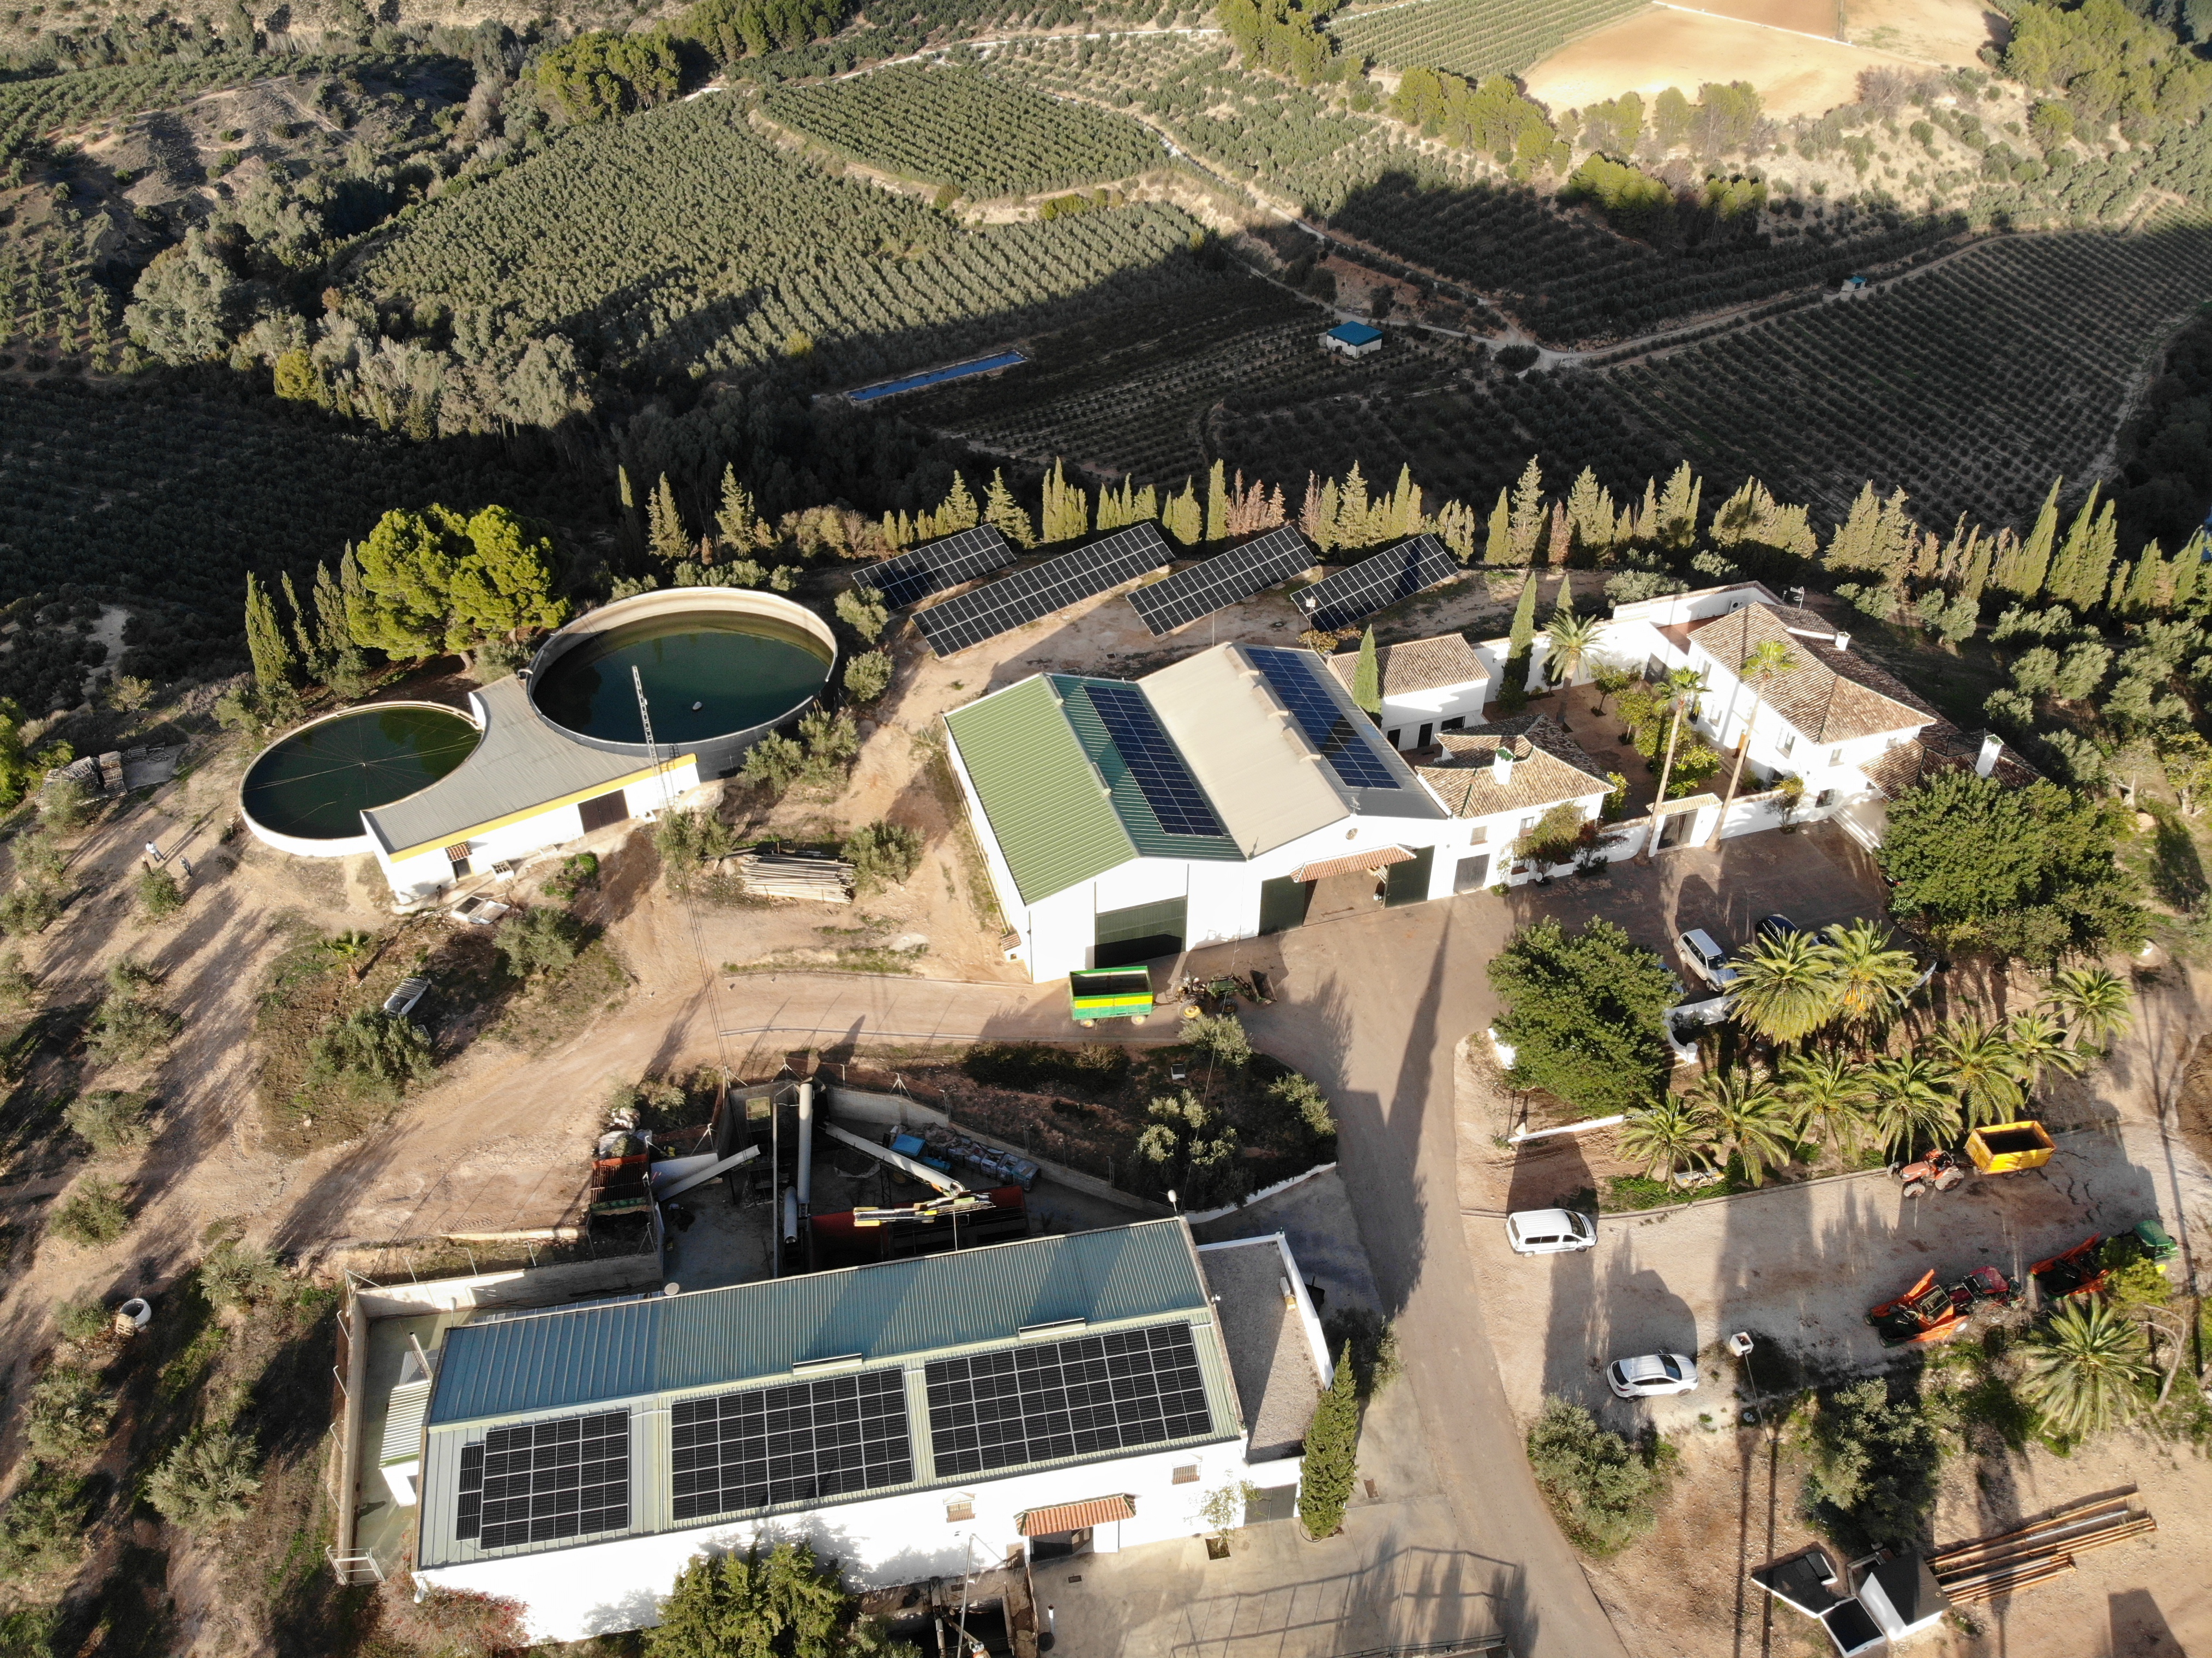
[1706,637,1796,847]
[1692,1068,1795,1186]
[1637,666,1709,861]
[1544,611,1607,693]
[1818,920,1922,1037]
[2042,966,2133,1051]
[2004,1010,2088,1094]
[1780,1050,1874,1160]
[1619,1096,1716,1184]
[1864,1055,1962,1156]
[1927,1020,2030,1128]
[1730,931,1843,1044]
[2019,1299,2152,1440]
[316,929,379,983]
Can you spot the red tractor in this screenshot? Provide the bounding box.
[1866,1265,2018,1347]
[1891,1148,1968,1198]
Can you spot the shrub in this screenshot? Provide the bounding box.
[540,851,600,901]
[1266,1070,1336,1139]
[843,649,893,702]
[0,1605,58,1658]
[25,1364,114,1462]
[1487,918,1676,1114]
[135,864,184,921]
[35,776,94,833]
[1297,1346,1359,1537]
[645,1541,868,1658]
[1526,1396,1665,1555]
[1323,1307,1400,1397]
[654,808,739,889]
[0,951,39,1017]
[1183,1012,1252,1067]
[86,966,180,1066]
[1603,569,1688,606]
[843,821,922,894]
[310,1008,435,1095]
[797,709,859,785]
[378,1570,529,1658]
[54,1297,113,1346]
[961,1041,1129,1092]
[145,1429,262,1532]
[1803,1379,1945,1552]
[738,731,806,796]
[11,832,65,889]
[200,1239,288,1311]
[0,882,61,938]
[835,588,889,643]
[495,906,585,980]
[64,1088,153,1156]
[0,1464,89,1581]
[49,1176,130,1248]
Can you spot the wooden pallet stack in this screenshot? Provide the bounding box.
[734,851,854,903]
[1930,1491,2156,1604]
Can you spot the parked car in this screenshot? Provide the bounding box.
[1676,928,1740,990]
[1607,1352,1699,1399]
[1756,913,1804,943]
[1506,1209,1597,1255]
[382,976,431,1019]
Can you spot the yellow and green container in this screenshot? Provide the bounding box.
[1069,966,1153,1026]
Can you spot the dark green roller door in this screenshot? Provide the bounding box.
[1383,847,1434,908]
[1095,896,1187,968]
[1258,875,1311,935]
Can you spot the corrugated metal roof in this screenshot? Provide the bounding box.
[363,680,689,859]
[1327,322,1382,345]
[428,1220,1209,1427]
[943,677,1135,904]
[1053,677,1240,866]
[380,1378,431,1467]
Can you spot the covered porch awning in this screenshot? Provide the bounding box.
[1289,845,1413,885]
[1017,1495,1135,1536]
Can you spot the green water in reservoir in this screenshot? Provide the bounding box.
[242,705,480,840]
[531,612,832,746]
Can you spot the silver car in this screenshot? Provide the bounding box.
[1506,1209,1597,1255]
[1676,928,1740,992]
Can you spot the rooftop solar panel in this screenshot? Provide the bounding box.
[1125,524,1315,635]
[463,1410,629,1549]
[670,1369,912,1521]
[1080,681,1226,838]
[924,1324,1212,1478]
[852,524,1017,610]
[1246,646,1403,791]
[1296,533,1461,633]
[915,522,1171,656]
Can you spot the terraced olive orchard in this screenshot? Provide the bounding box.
[1329,0,1645,82]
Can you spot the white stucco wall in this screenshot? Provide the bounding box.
[375,766,699,902]
[1377,680,1488,747]
[417,1439,1287,1643]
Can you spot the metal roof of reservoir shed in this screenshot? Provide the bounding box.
[428,1218,1212,1427]
[1326,321,1382,346]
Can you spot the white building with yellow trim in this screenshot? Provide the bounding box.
[363,678,699,900]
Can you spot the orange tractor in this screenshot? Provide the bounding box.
[1867,1265,2018,1347]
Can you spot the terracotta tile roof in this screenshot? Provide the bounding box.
[1417,714,1613,820]
[1018,1495,1135,1536]
[1290,845,1416,884]
[1860,728,2041,797]
[1688,604,1937,743]
[1325,633,1487,699]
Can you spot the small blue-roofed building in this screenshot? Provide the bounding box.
[1320,320,1384,358]
[404,1220,1329,1642]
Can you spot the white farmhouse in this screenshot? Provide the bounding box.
[407,1220,1326,1643]
[1323,633,1490,750]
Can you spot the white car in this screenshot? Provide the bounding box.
[1506,1209,1597,1255]
[382,976,431,1019]
[1607,1352,1699,1399]
[1677,928,1740,992]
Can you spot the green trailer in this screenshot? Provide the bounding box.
[1069,966,1153,1026]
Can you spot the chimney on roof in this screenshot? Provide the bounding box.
[1830,631,1851,653]
[1492,748,1514,786]
[1976,733,2003,778]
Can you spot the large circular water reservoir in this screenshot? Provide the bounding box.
[240,702,480,851]
[526,589,837,777]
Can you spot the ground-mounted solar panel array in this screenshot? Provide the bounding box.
[1084,681,1227,837]
[923,1324,1213,1477]
[1126,524,1317,635]
[1296,534,1462,632]
[852,524,1017,609]
[460,1411,632,1549]
[914,521,1172,655]
[1246,646,1404,791]
[669,1369,913,1521]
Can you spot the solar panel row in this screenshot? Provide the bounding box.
[1296,533,1461,633]
[670,1370,912,1521]
[1125,524,1316,635]
[924,1324,1212,1477]
[465,1411,631,1549]
[915,522,1171,656]
[1246,647,1403,791]
[852,524,1017,609]
[1080,682,1226,838]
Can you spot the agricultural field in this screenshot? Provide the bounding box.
[357,94,1207,381]
[1329,0,1648,82]
[761,62,1169,196]
[923,270,1444,479]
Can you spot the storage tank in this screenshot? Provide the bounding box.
[238,701,482,857]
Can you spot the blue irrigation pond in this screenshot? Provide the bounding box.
[845,351,1027,403]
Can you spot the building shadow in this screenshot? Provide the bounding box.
[2107,1587,2184,1656]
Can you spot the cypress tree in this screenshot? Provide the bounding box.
[1335,461,1372,550]
[1131,482,1159,524]
[1546,502,1571,567]
[1508,456,1545,562]
[1823,482,1883,573]
[1042,459,1090,544]
[2045,485,2109,611]
[939,473,979,534]
[1163,477,1203,547]
[648,473,688,569]
[243,572,296,693]
[1391,462,1422,536]
[1297,1344,1359,1540]
[1959,528,1993,609]
[984,469,1036,548]
[2174,530,2207,610]
[1353,626,1381,716]
[281,570,326,676]
[716,465,774,554]
[1654,461,1702,552]
[339,544,372,650]
[1486,489,1512,566]
[1508,567,1540,658]
[1565,466,1610,555]
[1205,458,1228,544]
[1999,478,2061,599]
[1314,480,1341,552]
[312,560,350,653]
[2119,544,2162,617]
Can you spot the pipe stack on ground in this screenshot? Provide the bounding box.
[734,852,855,902]
[1930,1490,2155,1603]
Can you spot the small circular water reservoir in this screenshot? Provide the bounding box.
[240,702,480,848]
[531,610,833,748]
